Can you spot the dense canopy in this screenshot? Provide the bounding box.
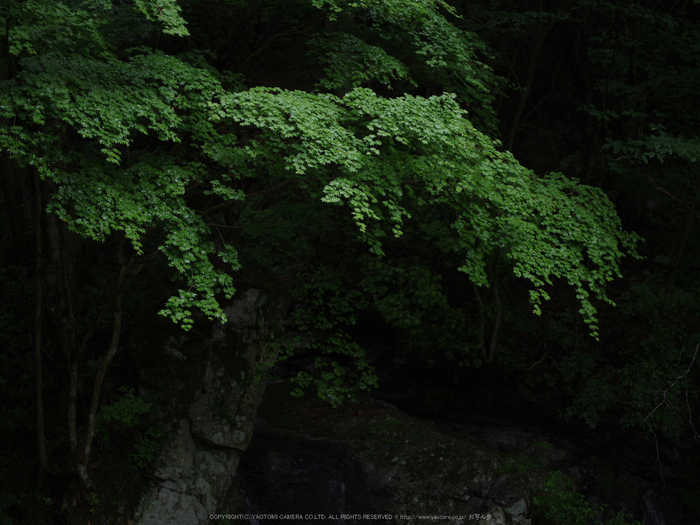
[2,0,699,521]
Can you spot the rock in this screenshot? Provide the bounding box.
[238,383,545,524]
[129,288,288,525]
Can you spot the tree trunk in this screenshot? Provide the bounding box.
[33,167,48,487]
[505,1,554,152]
[1,151,33,265]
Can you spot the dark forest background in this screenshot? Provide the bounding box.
[1,0,699,522]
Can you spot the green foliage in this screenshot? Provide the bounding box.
[86,491,99,515]
[5,1,700,521]
[130,428,166,471]
[498,455,542,474]
[559,272,700,435]
[132,0,189,36]
[96,386,150,437]
[310,0,502,131]
[572,0,700,431]
[96,387,164,470]
[456,0,700,438]
[1,1,241,330]
[359,256,468,361]
[0,0,637,337]
[575,0,700,197]
[533,471,643,525]
[273,267,377,407]
[1,0,642,432]
[217,82,639,338]
[368,415,404,443]
[308,32,413,91]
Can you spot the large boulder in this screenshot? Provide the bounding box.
[240,379,679,525]
[128,288,288,525]
[238,381,564,524]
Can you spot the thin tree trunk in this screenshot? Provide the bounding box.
[42,189,77,423]
[473,283,487,361]
[505,1,553,152]
[79,236,130,485]
[40,182,148,488]
[33,167,48,487]
[41,187,82,484]
[473,248,504,364]
[1,151,32,265]
[487,249,503,363]
[48,213,80,468]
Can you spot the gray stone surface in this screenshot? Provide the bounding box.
[239,386,544,524]
[129,287,288,525]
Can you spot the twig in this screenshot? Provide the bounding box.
[526,349,549,371]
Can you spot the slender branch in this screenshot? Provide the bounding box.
[644,344,699,427]
[79,236,130,486]
[505,1,555,151]
[637,165,700,221]
[65,230,140,488]
[487,249,503,363]
[526,347,548,371]
[644,344,699,487]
